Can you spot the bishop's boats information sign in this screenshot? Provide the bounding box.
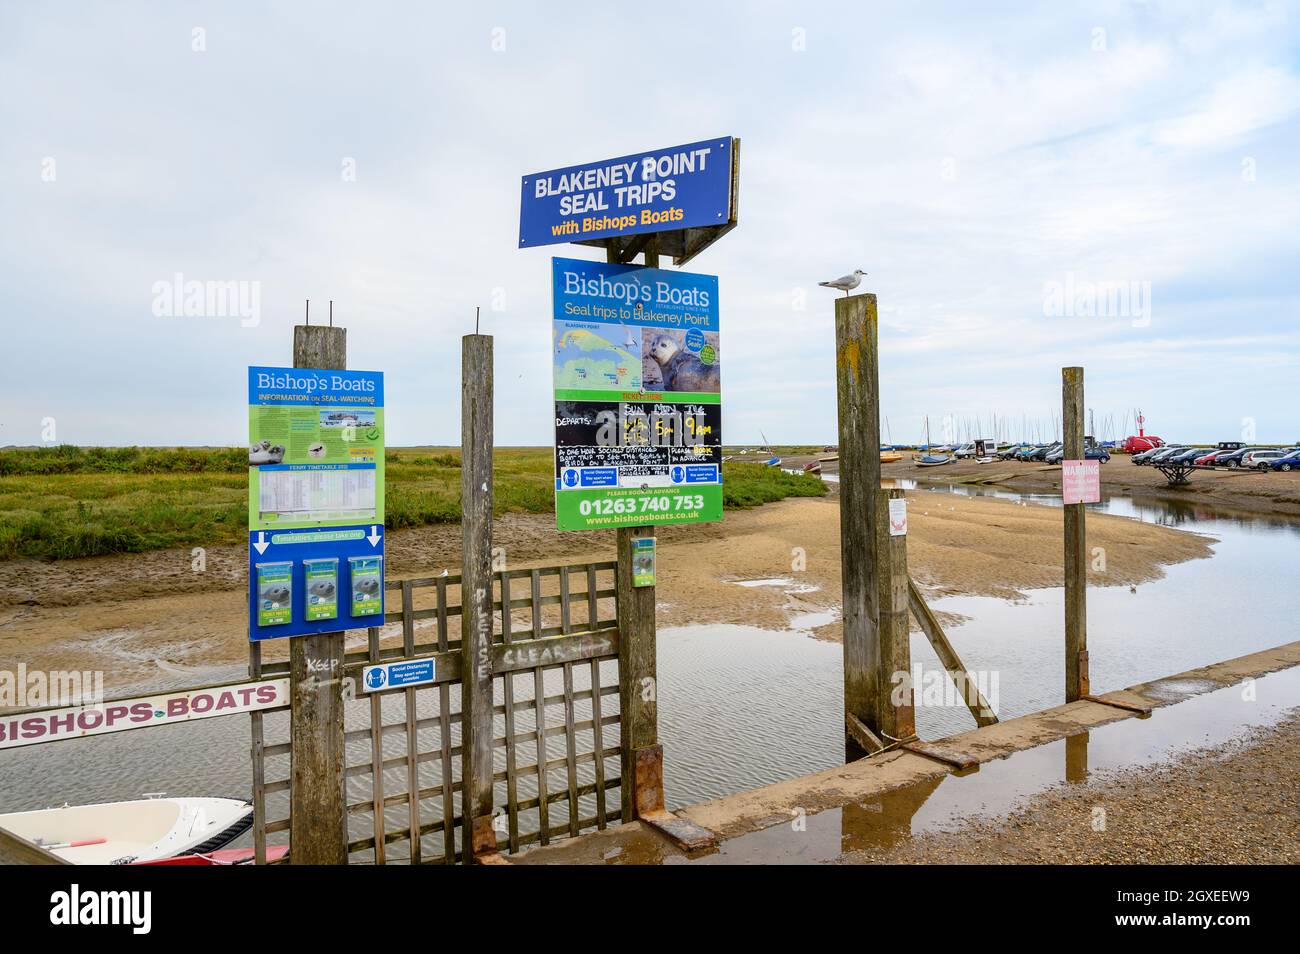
[551,257,722,531]
[246,366,386,639]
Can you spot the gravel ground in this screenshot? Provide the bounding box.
[842,709,1300,864]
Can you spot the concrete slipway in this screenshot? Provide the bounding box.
[514,641,1300,865]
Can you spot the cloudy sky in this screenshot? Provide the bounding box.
[2,1,1297,448]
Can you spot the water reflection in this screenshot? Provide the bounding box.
[3,481,1296,823]
[689,665,1300,865]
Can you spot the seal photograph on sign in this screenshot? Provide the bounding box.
[644,330,720,392]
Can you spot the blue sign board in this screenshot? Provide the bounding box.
[550,257,723,530]
[248,524,385,641]
[362,657,436,692]
[247,365,386,640]
[551,257,719,332]
[520,137,734,248]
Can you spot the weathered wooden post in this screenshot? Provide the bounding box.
[610,243,661,823]
[289,323,348,865]
[876,487,914,739]
[1063,366,1089,702]
[835,293,884,754]
[461,333,497,862]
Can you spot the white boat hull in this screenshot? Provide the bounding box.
[0,797,252,865]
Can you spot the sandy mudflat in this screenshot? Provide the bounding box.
[0,492,1211,697]
[839,709,1300,865]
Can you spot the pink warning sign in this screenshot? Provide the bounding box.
[1062,459,1100,505]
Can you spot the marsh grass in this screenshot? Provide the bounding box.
[0,446,825,560]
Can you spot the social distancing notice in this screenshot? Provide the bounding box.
[551,257,722,531]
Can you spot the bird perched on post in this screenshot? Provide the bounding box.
[818,269,867,296]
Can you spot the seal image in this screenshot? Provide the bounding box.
[309,580,335,599]
[354,577,381,598]
[646,334,719,392]
[248,440,286,465]
[261,585,291,608]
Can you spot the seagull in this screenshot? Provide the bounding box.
[818,269,867,296]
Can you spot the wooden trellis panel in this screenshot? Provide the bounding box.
[249,560,621,864]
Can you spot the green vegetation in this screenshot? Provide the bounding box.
[721,463,826,508]
[0,446,825,561]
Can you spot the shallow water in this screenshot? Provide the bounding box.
[659,484,1300,805]
[687,665,1300,864]
[2,487,1297,821]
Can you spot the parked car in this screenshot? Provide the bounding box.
[1214,446,1268,469]
[1045,445,1065,464]
[998,444,1027,460]
[1242,450,1286,470]
[1164,447,1210,465]
[1133,446,1178,465]
[1084,447,1112,463]
[1194,450,1225,467]
[1014,444,1042,461]
[1270,449,1300,472]
[1028,442,1062,462]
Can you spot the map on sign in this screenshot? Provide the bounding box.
[553,325,641,390]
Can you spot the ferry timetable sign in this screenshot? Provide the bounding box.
[519,137,734,248]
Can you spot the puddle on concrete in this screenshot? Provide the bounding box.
[685,665,1300,865]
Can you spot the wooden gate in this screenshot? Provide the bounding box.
[249,560,622,863]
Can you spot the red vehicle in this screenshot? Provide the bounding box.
[1121,411,1163,455]
[1121,434,1164,454]
[1193,450,1223,466]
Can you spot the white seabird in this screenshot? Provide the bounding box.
[818,269,867,296]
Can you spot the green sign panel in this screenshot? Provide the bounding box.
[247,367,385,531]
[631,537,657,587]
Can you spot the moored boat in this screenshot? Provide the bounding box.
[134,845,289,865]
[0,796,254,865]
[913,454,953,467]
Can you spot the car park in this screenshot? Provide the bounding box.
[1271,450,1300,472]
[1242,450,1286,470]
[1164,447,1210,465]
[1214,446,1268,469]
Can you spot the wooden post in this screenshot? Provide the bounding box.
[461,333,497,861]
[611,240,661,822]
[875,487,914,740]
[1063,366,1089,702]
[289,324,348,865]
[835,293,882,752]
